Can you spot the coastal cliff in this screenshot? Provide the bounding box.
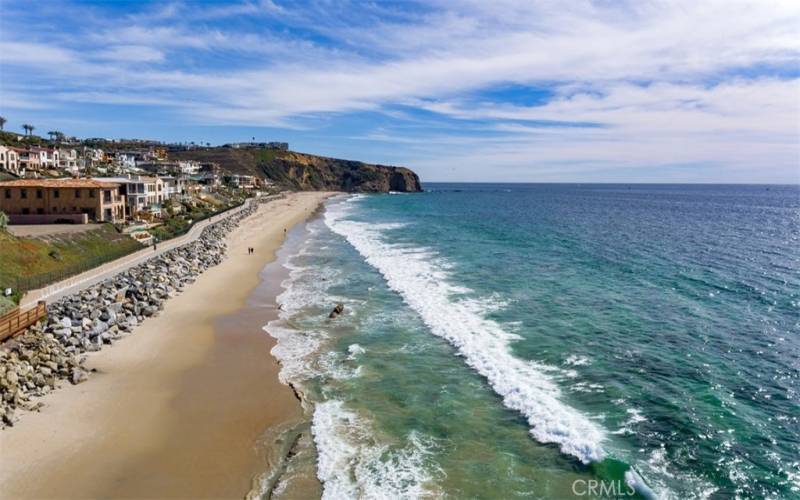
[173,149,422,193]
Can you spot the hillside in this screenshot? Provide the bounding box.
[172,148,422,193]
[0,225,142,300]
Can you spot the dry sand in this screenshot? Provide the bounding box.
[0,191,333,499]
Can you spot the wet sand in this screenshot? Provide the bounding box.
[0,191,333,499]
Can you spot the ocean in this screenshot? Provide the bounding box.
[265,184,799,499]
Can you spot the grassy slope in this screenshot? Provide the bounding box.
[0,226,142,298]
[0,131,49,148]
[0,296,14,315]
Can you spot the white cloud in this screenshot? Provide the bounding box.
[95,45,165,63]
[0,0,798,181]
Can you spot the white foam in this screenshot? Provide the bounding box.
[318,351,362,380]
[312,400,439,499]
[324,198,607,464]
[625,468,659,500]
[264,321,322,384]
[265,245,342,385]
[612,408,648,435]
[565,354,592,366]
[348,343,366,357]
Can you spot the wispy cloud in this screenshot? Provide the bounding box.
[0,0,797,182]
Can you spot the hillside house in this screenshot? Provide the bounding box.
[0,146,21,176]
[94,175,164,217]
[0,178,126,224]
[58,148,80,174]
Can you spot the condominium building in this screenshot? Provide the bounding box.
[0,178,126,223]
[0,146,21,176]
[58,148,80,174]
[94,175,164,217]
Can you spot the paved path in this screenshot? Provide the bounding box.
[19,197,266,310]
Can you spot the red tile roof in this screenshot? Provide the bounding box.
[0,178,120,189]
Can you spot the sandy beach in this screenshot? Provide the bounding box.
[0,191,333,499]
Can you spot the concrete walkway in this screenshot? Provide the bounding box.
[19,197,266,310]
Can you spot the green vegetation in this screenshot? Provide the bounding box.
[251,148,285,164]
[0,296,15,316]
[0,225,142,301]
[0,130,48,147]
[149,189,249,241]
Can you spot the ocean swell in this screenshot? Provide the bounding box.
[324,197,607,464]
[312,400,439,499]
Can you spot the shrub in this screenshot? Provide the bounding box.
[0,211,7,230]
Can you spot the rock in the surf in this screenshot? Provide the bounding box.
[329,303,345,319]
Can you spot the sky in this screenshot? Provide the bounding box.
[0,0,798,183]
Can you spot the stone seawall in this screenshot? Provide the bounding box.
[0,197,272,427]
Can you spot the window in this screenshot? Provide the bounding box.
[4,189,9,199]
[89,189,95,198]
[36,208,44,215]
[22,208,29,214]
[54,189,60,198]
[21,189,27,199]
[36,189,43,199]
[75,189,81,198]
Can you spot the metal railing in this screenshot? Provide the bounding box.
[13,245,142,293]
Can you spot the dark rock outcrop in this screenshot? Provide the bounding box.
[328,303,345,319]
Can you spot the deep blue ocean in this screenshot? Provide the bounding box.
[266,184,799,499]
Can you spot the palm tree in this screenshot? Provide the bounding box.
[0,116,6,131]
[47,130,64,143]
[48,130,57,142]
[22,124,34,136]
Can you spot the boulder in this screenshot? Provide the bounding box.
[328,303,345,319]
[70,368,88,385]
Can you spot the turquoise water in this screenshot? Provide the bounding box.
[267,184,799,499]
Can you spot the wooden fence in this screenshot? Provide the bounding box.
[0,301,47,342]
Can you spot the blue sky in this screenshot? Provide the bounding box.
[1,0,798,183]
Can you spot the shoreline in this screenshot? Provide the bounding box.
[245,215,326,499]
[0,191,334,499]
